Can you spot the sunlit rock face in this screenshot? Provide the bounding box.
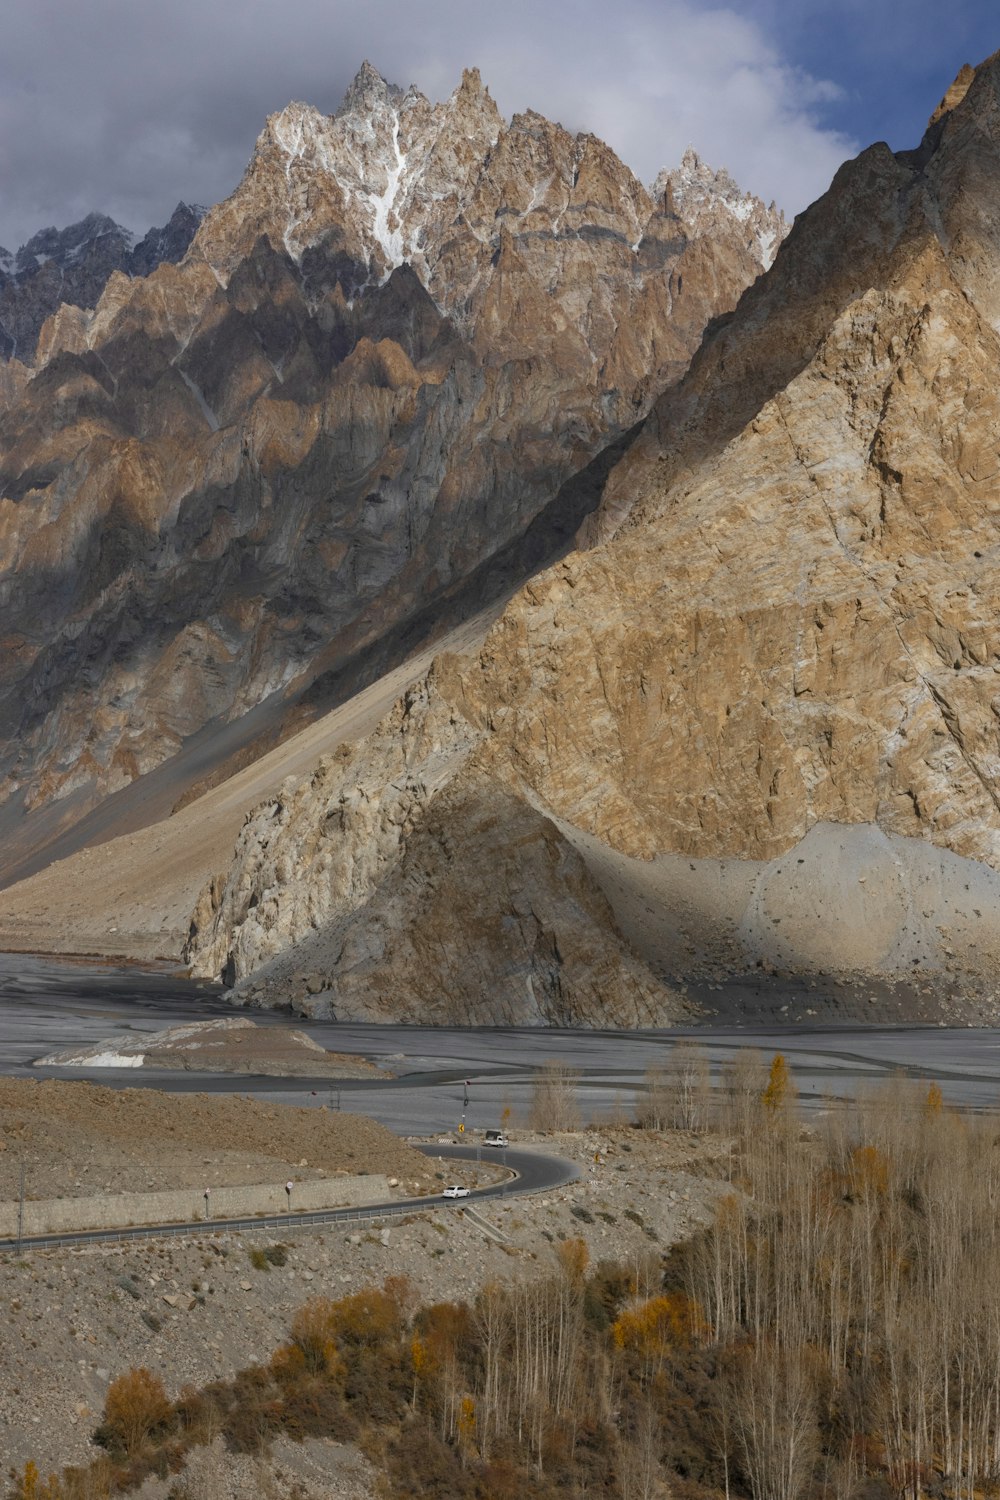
[187,56,1000,1018]
[0,63,779,868]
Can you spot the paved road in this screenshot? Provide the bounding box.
[0,1144,578,1254]
[5,955,1000,1135]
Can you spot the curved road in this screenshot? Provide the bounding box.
[0,1145,580,1255]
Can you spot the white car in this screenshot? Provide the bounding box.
[442,1185,470,1199]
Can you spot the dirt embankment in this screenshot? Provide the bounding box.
[0,1078,433,1202]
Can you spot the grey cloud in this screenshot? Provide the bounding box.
[1,0,856,251]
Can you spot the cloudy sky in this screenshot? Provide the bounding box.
[1,0,996,251]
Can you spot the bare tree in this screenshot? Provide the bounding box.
[529,1062,581,1132]
[639,1041,712,1132]
[726,1342,818,1500]
[619,1396,666,1500]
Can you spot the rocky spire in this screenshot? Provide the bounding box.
[929,62,976,127]
[337,59,403,116]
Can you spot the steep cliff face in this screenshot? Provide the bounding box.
[186,56,1000,1015]
[185,671,679,1023]
[0,65,782,882]
[0,205,204,362]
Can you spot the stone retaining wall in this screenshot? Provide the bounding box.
[0,1174,390,1238]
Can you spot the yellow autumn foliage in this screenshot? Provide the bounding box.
[611,1293,704,1358]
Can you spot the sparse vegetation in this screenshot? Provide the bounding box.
[246,1242,287,1272]
[639,1040,713,1133]
[17,1062,1000,1500]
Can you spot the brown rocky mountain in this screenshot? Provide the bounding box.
[183,54,1000,1023]
[0,204,204,363]
[0,64,783,889]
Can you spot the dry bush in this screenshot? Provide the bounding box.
[99,1367,171,1457]
[555,1236,589,1289]
[612,1292,704,1366]
[173,1383,225,1446]
[8,1465,65,1500]
[287,1298,344,1377]
[60,1459,113,1500]
[221,1366,281,1456]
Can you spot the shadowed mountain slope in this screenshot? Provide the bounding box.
[0,66,782,888]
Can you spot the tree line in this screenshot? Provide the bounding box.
[9,1049,1000,1500]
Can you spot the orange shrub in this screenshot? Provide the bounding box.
[101,1367,171,1456]
[9,1463,65,1500]
[289,1299,343,1376]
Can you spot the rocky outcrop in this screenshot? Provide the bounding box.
[0,65,782,884]
[0,204,204,362]
[187,671,679,1023]
[186,54,1000,1014]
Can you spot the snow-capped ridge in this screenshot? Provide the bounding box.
[652,147,788,269]
[195,64,789,315]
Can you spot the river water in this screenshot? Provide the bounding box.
[2,954,999,1136]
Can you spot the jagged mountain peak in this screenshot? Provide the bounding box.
[652,149,787,269]
[455,65,488,99]
[337,59,406,115]
[194,63,783,316]
[928,61,977,127]
[0,202,205,361]
[14,211,133,276]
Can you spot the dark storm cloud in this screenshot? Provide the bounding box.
[1,0,970,251]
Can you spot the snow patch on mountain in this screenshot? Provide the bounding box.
[653,147,788,269]
[367,113,407,266]
[236,68,788,300]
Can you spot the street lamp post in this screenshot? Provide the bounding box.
[16,1162,25,1254]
